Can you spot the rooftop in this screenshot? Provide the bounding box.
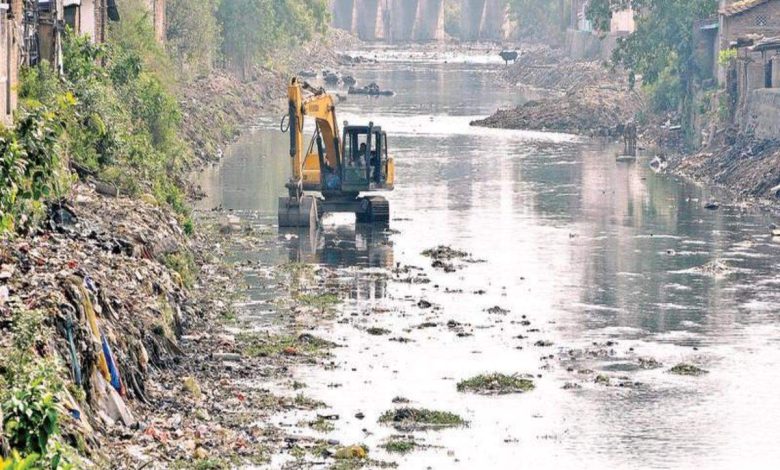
[721,0,772,17]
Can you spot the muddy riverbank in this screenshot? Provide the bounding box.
[179,30,355,169]
[664,135,780,208]
[471,45,643,136]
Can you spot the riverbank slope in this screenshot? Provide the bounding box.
[471,45,643,137]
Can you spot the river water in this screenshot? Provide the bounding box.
[196,47,780,469]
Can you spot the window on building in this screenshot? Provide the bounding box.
[756,15,769,27]
[64,5,78,30]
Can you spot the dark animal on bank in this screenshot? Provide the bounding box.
[499,50,519,65]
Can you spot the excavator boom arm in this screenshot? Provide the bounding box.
[288,78,340,185]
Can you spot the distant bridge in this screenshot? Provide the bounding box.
[331,0,508,42]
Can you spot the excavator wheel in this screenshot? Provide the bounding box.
[356,196,390,224]
[278,196,318,227]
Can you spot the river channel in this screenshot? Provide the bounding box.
[196,46,780,469]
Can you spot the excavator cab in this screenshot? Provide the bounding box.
[341,125,394,192]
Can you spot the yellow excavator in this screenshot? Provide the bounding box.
[278,77,395,227]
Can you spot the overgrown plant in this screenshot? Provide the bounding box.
[0,100,69,233]
[0,310,75,468]
[587,0,718,143]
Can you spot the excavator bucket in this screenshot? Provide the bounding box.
[278,196,319,227]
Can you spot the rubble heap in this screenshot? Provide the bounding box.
[473,45,644,136]
[1,183,196,464]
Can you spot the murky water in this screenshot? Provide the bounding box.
[196,47,780,469]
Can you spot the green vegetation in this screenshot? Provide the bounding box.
[456,373,535,395]
[0,101,69,232]
[587,0,718,139]
[670,363,708,376]
[297,293,341,312]
[718,48,737,67]
[1,310,80,468]
[378,408,467,430]
[292,393,325,409]
[380,437,417,454]
[163,251,197,288]
[309,416,336,432]
[217,0,329,77]
[166,0,221,77]
[238,332,336,357]
[3,4,189,233]
[0,0,332,236]
[506,0,567,40]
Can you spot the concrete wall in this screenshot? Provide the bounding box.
[610,9,634,33]
[565,28,601,60]
[746,88,780,139]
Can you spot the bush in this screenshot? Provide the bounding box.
[18,27,191,219]
[0,100,69,233]
[0,310,75,469]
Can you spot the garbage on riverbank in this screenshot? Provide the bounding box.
[666,136,780,202]
[472,44,643,136]
[472,86,643,136]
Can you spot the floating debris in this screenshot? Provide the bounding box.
[486,306,509,315]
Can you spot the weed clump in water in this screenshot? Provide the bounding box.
[669,363,708,376]
[366,327,391,336]
[238,332,337,357]
[456,373,535,395]
[381,436,417,454]
[378,407,467,430]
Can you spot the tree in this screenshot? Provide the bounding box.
[166,0,221,76]
[587,0,718,112]
[506,0,567,41]
[217,0,329,78]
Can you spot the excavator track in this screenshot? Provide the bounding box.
[356,196,390,224]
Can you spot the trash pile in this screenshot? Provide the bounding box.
[474,44,644,136]
[472,87,643,137]
[667,135,780,201]
[0,183,197,464]
[502,44,618,92]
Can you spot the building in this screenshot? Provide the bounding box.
[0,1,22,126]
[719,0,780,50]
[61,0,124,44]
[565,0,635,60]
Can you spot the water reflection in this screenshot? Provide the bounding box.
[280,223,394,301]
[281,223,394,269]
